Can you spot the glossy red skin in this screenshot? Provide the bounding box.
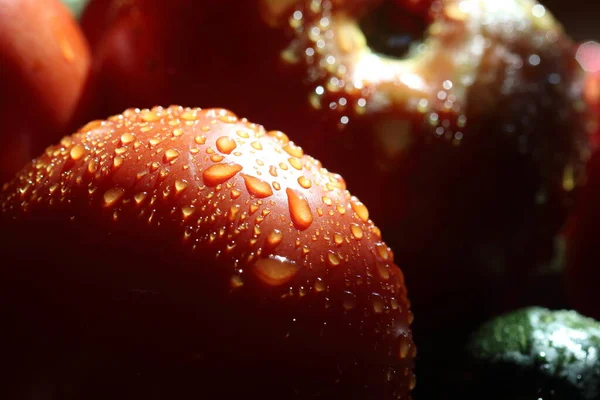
[0,0,91,184]
[0,106,415,399]
[81,0,589,332]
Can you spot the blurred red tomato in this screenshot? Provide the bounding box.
[0,0,91,183]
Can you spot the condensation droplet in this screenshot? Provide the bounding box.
[375,243,390,261]
[141,111,160,122]
[342,291,357,310]
[327,251,341,267]
[120,132,136,144]
[297,176,312,188]
[216,136,237,154]
[88,160,97,174]
[103,188,125,206]
[236,130,249,139]
[134,192,147,204]
[113,156,124,168]
[399,337,410,359]
[242,174,273,198]
[182,205,195,218]
[114,147,127,155]
[230,275,244,288]
[288,157,302,170]
[164,148,180,162]
[253,255,299,286]
[230,188,241,199]
[180,111,197,121]
[350,223,363,239]
[210,154,224,163]
[372,293,384,313]
[376,261,390,280]
[372,226,381,238]
[203,163,243,186]
[69,144,86,160]
[175,179,188,193]
[170,128,183,137]
[286,188,313,230]
[333,233,344,246]
[350,197,369,221]
[251,141,263,150]
[267,229,283,247]
[283,143,304,158]
[267,130,289,144]
[314,278,326,292]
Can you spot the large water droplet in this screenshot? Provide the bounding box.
[342,291,357,310]
[103,188,125,206]
[333,233,344,246]
[350,223,363,239]
[175,179,188,193]
[372,293,384,313]
[253,255,299,286]
[286,188,313,230]
[350,197,369,221]
[288,157,302,170]
[120,132,136,145]
[141,110,160,122]
[203,163,243,186]
[69,144,86,160]
[242,174,273,198]
[216,136,237,154]
[297,176,312,188]
[327,251,341,267]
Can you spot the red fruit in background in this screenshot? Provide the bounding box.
[0,0,91,183]
[82,0,591,331]
[0,106,415,399]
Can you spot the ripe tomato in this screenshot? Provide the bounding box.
[0,0,91,183]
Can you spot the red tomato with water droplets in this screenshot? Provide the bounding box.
[0,0,91,183]
[0,106,415,399]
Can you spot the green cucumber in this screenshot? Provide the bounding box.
[466,307,600,399]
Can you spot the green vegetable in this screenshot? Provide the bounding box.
[466,307,600,399]
[61,0,90,19]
